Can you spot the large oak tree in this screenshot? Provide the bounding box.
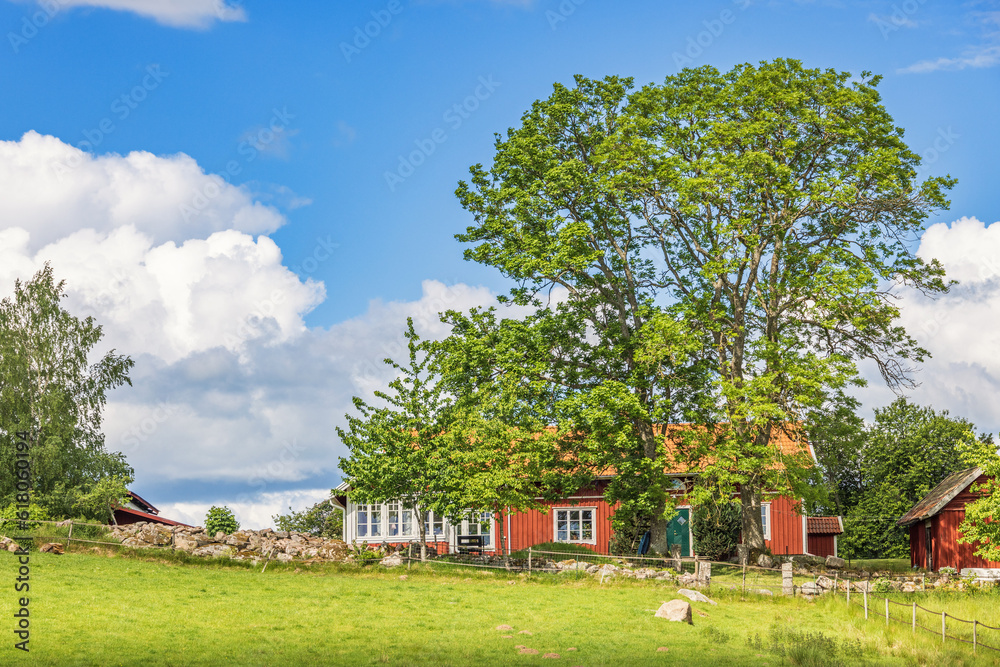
[450,59,953,553]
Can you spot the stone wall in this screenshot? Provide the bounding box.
[110,522,351,564]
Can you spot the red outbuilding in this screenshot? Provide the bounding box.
[897,467,999,572]
[113,491,192,528]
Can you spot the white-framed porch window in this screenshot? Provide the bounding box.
[761,503,771,541]
[554,507,596,545]
[387,502,415,539]
[356,504,382,538]
[423,511,446,539]
[461,511,493,548]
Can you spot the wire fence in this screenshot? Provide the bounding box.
[845,585,1000,655]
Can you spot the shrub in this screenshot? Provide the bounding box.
[692,500,741,561]
[204,506,239,535]
[272,499,342,539]
[871,578,892,594]
[0,502,50,534]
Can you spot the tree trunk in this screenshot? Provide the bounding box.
[740,483,765,555]
[417,509,428,562]
[637,420,669,555]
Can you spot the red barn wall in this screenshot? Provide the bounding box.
[504,482,616,555]
[766,494,804,556]
[809,534,836,558]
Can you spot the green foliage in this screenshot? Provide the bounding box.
[204,506,239,535]
[871,578,893,594]
[0,501,50,534]
[450,60,953,552]
[957,436,1000,563]
[272,499,343,539]
[73,474,132,525]
[832,398,984,559]
[0,264,134,514]
[692,500,741,561]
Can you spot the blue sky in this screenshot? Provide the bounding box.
[1,0,998,527]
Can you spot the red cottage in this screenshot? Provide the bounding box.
[336,427,842,559]
[113,491,192,527]
[897,467,1000,572]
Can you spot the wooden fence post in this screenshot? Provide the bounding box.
[864,588,868,620]
[912,602,916,634]
[885,597,889,626]
[974,620,978,654]
[528,547,532,574]
[846,579,850,606]
[942,612,946,643]
[742,563,747,595]
[67,520,73,546]
[834,572,838,596]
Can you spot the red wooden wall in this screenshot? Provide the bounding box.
[808,534,836,558]
[765,494,805,556]
[503,482,616,555]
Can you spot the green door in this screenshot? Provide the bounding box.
[667,508,691,557]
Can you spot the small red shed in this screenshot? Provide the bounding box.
[897,467,1000,572]
[806,516,843,558]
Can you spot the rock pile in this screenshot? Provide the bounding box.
[109,522,352,564]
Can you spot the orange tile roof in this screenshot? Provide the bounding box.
[807,516,843,535]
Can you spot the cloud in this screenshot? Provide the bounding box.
[899,44,1000,73]
[157,488,333,530]
[37,0,247,28]
[899,5,1000,73]
[856,216,1000,434]
[0,132,285,251]
[0,130,510,528]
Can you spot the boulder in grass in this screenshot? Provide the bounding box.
[654,600,692,624]
[825,555,846,569]
[816,576,835,590]
[495,625,513,631]
[677,588,717,606]
[756,589,773,596]
[800,582,821,596]
[39,543,64,554]
[380,553,403,567]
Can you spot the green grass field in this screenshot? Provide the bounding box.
[2,548,999,666]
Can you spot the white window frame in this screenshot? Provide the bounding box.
[356,503,382,539]
[553,506,597,545]
[423,510,447,540]
[761,502,772,541]
[459,511,494,549]
[386,502,416,540]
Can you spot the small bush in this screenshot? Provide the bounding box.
[692,500,741,561]
[871,578,893,594]
[0,502,50,534]
[204,506,239,535]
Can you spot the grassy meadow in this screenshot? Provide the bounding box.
[2,547,999,666]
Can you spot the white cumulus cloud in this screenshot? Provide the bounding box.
[22,0,247,29]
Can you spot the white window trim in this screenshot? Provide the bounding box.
[553,506,597,545]
[761,502,772,541]
[386,502,418,541]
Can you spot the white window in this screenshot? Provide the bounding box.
[423,511,446,539]
[554,507,596,544]
[462,511,493,548]
[387,502,415,539]
[761,503,771,541]
[357,504,381,538]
